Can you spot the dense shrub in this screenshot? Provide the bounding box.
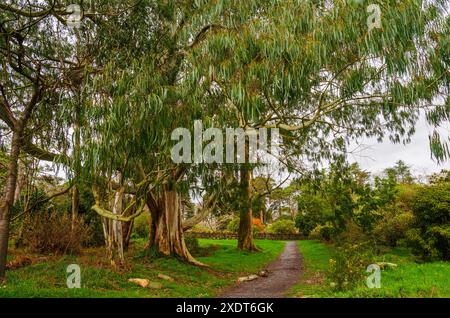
[266,219,296,234]
[83,213,104,247]
[190,224,213,233]
[252,218,266,233]
[373,209,414,247]
[11,189,50,217]
[309,222,335,241]
[226,217,240,233]
[406,182,450,260]
[216,215,234,231]
[328,243,374,291]
[334,220,369,244]
[225,217,263,233]
[295,195,329,235]
[23,212,92,254]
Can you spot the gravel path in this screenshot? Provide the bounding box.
[220,241,304,298]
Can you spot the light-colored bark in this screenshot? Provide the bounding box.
[0,129,23,280]
[146,187,206,266]
[237,140,259,251]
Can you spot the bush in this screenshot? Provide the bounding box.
[335,219,368,244]
[252,218,265,233]
[328,243,374,291]
[226,217,240,233]
[189,224,213,233]
[406,225,450,261]
[406,182,450,260]
[83,212,105,247]
[216,215,234,231]
[266,219,296,234]
[296,195,330,236]
[373,209,414,247]
[309,222,335,241]
[226,216,267,234]
[23,212,92,254]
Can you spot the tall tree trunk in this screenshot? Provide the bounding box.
[122,219,133,251]
[260,205,264,224]
[13,163,25,204]
[237,139,258,251]
[237,166,258,251]
[146,187,205,266]
[71,185,79,231]
[71,105,81,230]
[102,187,125,266]
[0,128,23,281]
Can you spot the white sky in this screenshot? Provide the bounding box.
[348,114,450,176]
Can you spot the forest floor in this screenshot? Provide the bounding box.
[290,240,450,298]
[221,241,303,298]
[0,239,285,297]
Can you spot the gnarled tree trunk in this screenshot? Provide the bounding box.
[146,185,205,266]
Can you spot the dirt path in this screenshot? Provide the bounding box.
[220,241,303,298]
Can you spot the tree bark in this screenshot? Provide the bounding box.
[0,128,23,281]
[237,166,258,251]
[237,139,258,251]
[71,105,81,230]
[102,187,125,266]
[146,186,206,266]
[71,185,79,231]
[13,163,25,204]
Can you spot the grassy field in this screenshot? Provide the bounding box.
[291,240,450,298]
[0,239,285,298]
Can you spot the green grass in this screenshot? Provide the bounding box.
[291,240,450,298]
[0,239,284,298]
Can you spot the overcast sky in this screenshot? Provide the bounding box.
[348,114,450,176]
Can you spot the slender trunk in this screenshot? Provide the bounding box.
[103,187,125,266]
[260,206,264,224]
[0,128,23,281]
[122,219,133,250]
[112,189,124,262]
[147,211,157,249]
[237,166,258,250]
[147,187,205,266]
[71,185,79,231]
[71,107,81,230]
[237,139,258,251]
[13,163,24,204]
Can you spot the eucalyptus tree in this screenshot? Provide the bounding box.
[80,0,256,264]
[0,1,75,280]
[188,0,449,250]
[0,0,140,279]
